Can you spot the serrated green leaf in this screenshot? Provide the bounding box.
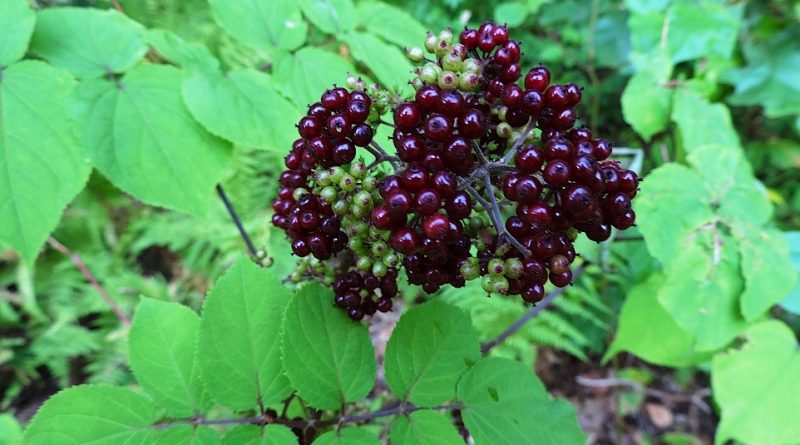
[129,298,206,417]
[0,0,35,67]
[23,385,159,445]
[385,300,480,406]
[282,283,376,410]
[658,241,747,352]
[621,70,672,141]
[732,228,798,320]
[780,231,800,314]
[605,274,712,367]
[713,320,800,445]
[0,413,22,445]
[183,68,301,150]
[665,0,741,63]
[29,7,146,78]
[457,357,585,445]
[208,0,307,52]
[344,32,413,91]
[633,164,715,267]
[298,0,356,35]
[70,64,231,216]
[156,426,220,445]
[146,29,219,72]
[494,3,529,28]
[357,3,427,49]
[389,410,464,445]
[672,89,740,153]
[273,48,357,108]
[311,428,381,445]
[198,257,293,410]
[222,425,298,445]
[0,61,90,265]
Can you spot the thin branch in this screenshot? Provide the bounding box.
[481,265,586,353]
[365,141,400,170]
[216,184,259,260]
[501,119,537,164]
[110,0,125,14]
[47,237,131,326]
[479,174,531,257]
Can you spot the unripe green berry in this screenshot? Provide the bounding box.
[292,187,309,201]
[451,43,467,59]
[505,258,523,278]
[458,72,480,91]
[348,237,363,251]
[424,32,437,52]
[340,174,356,192]
[357,256,373,271]
[460,262,479,280]
[329,167,345,182]
[383,253,400,268]
[492,276,510,294]
[405,46,424,62]
[438,71,458,90]
[291,271,303,282]
[481,275,494,293]
[371,241,388,256]
[354,190,372,208]
[333,200,349,216]
[315,170,331,185]
[320,186,338,204]
[496,122,512,138]
[442,51,463,71]
[497,106,507,121]
[438,27,453,45]
[353,221,369,235]
[362,176,379,191]
[372,262,388,277]
[350,161,367,179]
[434,39,450,57]
[417,65,438,84]
[488,258,505,276]
[351,203,367,219]
[462,58,482,73]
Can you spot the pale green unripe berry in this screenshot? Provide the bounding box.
[291,271,303,282]
[492,276,509,294]
[405,46,424,62]
[357,256,373,271]
[371,241,388,256]
[320,186,338,204]
[438,27,453,45]
[462,58,482,73]
[505,258,524,279]
[442,50,463,71]
[434,39,450,57]
[350,161,367,179]
[333,200,349,216]
[438,71,458,90]
[481,275,494,293]
[292,187,309,201]
[460,262,479,280]
[497,106,508,121]
[340,174,356,192]
[329,167,345,183]
[451,43,467,59]
[417,65,438,84]
[424,32,437,52]
[488,258,505,276]
[354,190,372,208]
[362,176,379,191]
[315,170,331,185]
[496,122,512,138]
[383,253,400,268]
[351,203,367,219]
[458,72,480,91]
[372,262,388,277]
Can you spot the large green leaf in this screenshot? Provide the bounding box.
[156,426,220,445]
[129,298,206,417]
[713,320,800,445]
[183,68,301,151]
[281,283,376,410]
[389,410,464,445]
[23,385,159,445]
[273,48,356,108]
[70,64,231,216]
[198,257,293,410]
[344,32,413,91]
[657,241,747,352]
[0,0,35,66]
[0,61,90,265]
[671,89,740,153]
[780,231,800,314]
[633,164,715,267]
[0,413,22,445]
[208,0,307,52]
[311,428,381,445]
[221,425,298,445]
[29,7,146,78]
[357,3,427,49]
[605,274,712,367]
[732,227,797,320]
[621,70,672,142]
[297,0,356,35]
[384,300,479,406]
[665,0,741,63]
[146,29,219,73]
[457,357,585,445]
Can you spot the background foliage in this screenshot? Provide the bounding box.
[1,0,799,444]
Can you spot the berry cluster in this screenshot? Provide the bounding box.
[271,21,639,320]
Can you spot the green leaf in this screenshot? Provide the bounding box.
[198,257,293,410]
[29,7,146,78]
[384,300,479,406]
[273,48,356,108]
[494,3,529,28]
[208,0,307,52]
[665,0,742,63]
[70,64,231,216]
[356,3,427,49]
[156,426,220,445]
[129,298,206,417]
[146,29,219,72]
[658,242,747,352]
[457,357,585,445]
[183,68,301,150]
[23,385,159,445]
[713,320,800,445]
[389,410,464,445]
[282,283,376,410]
[297,0,356,35]
[605,274,712,367]
[621,70,672,141]
[780,231,800,314]
[311,428,381,445]
[0,61,91,265]
[344,32,413,91]
[222,425,298,445]
[0,0,35,66]
[0,413,22,445]
[732,228,798,320]
[633,164,715,267]
[672,89,740,153]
